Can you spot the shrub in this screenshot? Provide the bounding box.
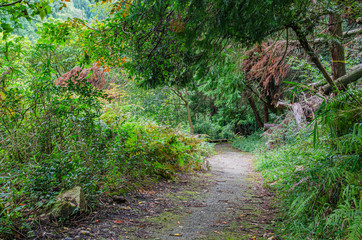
[0,64,212,238]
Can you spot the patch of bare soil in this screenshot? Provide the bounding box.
[32,144,276,240]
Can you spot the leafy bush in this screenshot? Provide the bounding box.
[0,62,211,238]
[232,131,265,152]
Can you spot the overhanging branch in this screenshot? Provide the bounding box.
[0,0,22,7]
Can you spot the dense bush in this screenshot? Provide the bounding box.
[0,64,211,238]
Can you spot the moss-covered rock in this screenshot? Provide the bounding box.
[50,186,87,218]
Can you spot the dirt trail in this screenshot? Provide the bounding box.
[150,144,274,240]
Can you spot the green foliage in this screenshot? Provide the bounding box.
[256,90,362,239]
[0,0,53,38]
[1,0,361,238]
[232,132,265,153]
[194,117,235,140]
[0,36,211,238]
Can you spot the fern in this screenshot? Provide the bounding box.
[257,90,362,239]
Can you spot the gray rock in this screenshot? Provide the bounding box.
[50,186,87,218]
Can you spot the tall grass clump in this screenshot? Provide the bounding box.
[256,90,362,239]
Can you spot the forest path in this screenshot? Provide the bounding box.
[38,144,274,239]
[149,144,275,240]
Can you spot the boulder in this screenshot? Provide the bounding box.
[50,186,87,218]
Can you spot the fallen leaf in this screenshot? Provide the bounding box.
[114,220,122,224]
[170,234,182,237]
[120,206,131,210]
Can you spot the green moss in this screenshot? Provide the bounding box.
[147,210,185,230]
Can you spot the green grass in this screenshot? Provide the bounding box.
[256,140,362,239]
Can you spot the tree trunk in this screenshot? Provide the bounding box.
[171,87,195,134]
[210,98,218,117]
[246,94,263,129]
[291,24,338,92]
[263,103,269,123]
[292,103,307,131]
[329,13,346,81]
[185,102,194,134]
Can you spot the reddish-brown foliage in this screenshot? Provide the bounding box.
[242,41,303,105]
[55,64,106,89]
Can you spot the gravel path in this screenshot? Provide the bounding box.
[151,144,274,240]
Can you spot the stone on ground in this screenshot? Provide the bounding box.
[50,186,87,218]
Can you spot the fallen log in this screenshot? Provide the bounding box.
[322,63,362,94]
[208,139,228,143]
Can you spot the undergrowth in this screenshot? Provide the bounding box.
[0,61,211,238]
[232,131,265,152]
[194,117,235,140]
[256,90,362,239]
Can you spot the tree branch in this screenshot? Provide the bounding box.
[0,0,22,7]
[287,27,362,45]
[290,24,338,92]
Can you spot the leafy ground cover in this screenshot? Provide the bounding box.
[256,91,362,239]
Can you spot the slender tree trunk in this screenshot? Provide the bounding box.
[184,91,194,134]
[185,101,194,134]
[246,94,263,129]
[329,13,346,80]
[291,24,338,92]
[263,103,269,123]
[171,88,194,134]
[210,98,218,117]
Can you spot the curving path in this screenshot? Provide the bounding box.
[151,144,274,240]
